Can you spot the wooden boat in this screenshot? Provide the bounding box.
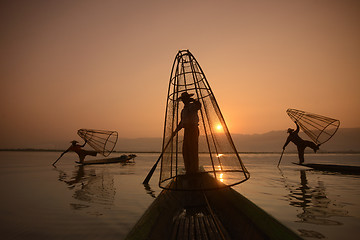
[293,162,360,175]
[126,174,301,240]
[77,154,136,165]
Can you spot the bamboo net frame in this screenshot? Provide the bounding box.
[159,50,249,190]
[77,129,118,157]
[287,109,340,145]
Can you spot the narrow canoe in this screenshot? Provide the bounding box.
[126,174,301,240]
[293,162,360,175]
[78,154,136,165]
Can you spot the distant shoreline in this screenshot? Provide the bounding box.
[1,149,359,154]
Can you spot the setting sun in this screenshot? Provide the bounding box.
[216,124,223,132]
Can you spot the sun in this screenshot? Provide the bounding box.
[216,124,223,132]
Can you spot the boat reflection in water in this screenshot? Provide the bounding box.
[54,165,117,214]
[143,183,157,199]
[287,170,349,238]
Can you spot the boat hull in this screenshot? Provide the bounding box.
[293,162,360,175]
[126,174,301,240]
[78,155,136,165]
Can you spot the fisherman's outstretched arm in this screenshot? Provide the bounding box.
[295,121,300,133]
[283,137,291,149]
[81,140,87,147]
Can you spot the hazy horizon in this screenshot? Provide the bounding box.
[2,127,359,153]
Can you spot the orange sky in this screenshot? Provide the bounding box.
[1,0,359,148]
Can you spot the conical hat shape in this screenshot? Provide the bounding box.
[286,109,340,145]
[159,50,249,190]
[77,129,118,157]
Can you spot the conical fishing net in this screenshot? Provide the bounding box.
[77,129,118,157]
[287,109,340,145]
[159,50,249,190]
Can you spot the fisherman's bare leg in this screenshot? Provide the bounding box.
[305,140,320,153]
[86,150,97,157]
[78,154,86,164]
[297,147,305,164]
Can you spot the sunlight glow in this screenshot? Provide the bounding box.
[216,124,223,132]
[219,173,224,182]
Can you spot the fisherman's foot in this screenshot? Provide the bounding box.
[314,144,320,153]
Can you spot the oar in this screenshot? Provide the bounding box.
[143,137,173,184]
[52,155,62,166]
[277,149,285,167]
[52,150,67,166]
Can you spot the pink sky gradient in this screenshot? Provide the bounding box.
[1,0,359,149]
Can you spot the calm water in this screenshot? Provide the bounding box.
[0,151,359,239]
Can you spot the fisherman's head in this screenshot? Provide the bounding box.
[70,140,78,145]
[178,92,194,104]
[287,128,294,134]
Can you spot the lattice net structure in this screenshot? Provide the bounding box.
[287,109,340,145]
[159,50,249,191]
[77,129,118,157]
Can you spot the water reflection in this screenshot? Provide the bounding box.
[143,184,156,198]
[286,170,349,238]
[54,165,115,214]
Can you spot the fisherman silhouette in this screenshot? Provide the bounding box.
[55,140,97,165]
[283,121,320,164]
[173,92,201,174]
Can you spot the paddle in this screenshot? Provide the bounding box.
[52,152,65,166]
[277,149,285,167]
[143,137,174,184]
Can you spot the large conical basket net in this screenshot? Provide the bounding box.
[77,129,118,157]
[287,109,340,145]
[159,50,249,191]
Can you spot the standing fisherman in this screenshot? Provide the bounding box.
[174,92,201,174]
[53,140,97,165]
[283,121,320,164]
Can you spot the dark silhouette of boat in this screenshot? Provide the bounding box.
[293,162,360,175]
[126,174,301,240]
[77,154,136,165]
